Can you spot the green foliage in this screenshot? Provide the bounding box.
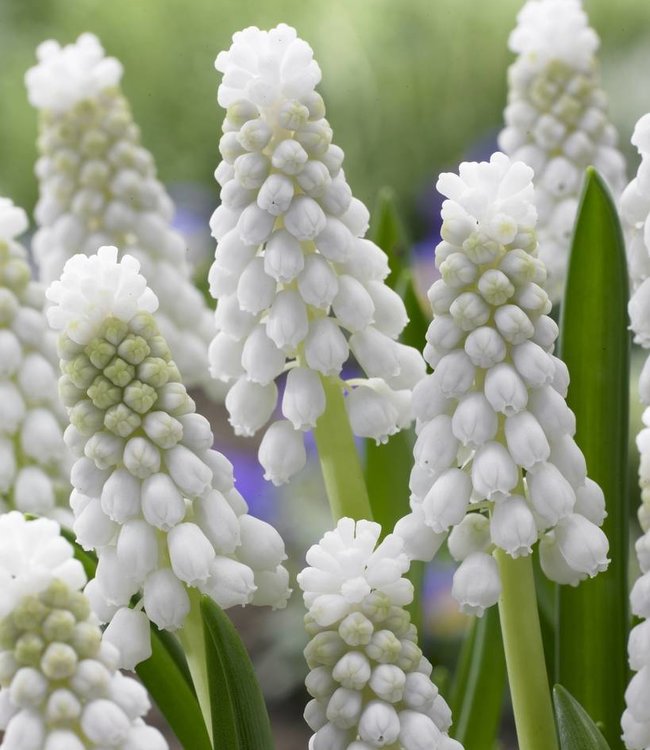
[201,597,275,750]
[553,685,612,750]
[449,607,506,749]
[557,168,630,749]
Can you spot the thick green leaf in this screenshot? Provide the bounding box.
[137,630,213,750]
[553,685,612,750]
[557,168,630,750]
[61,530,211,749]
[449,607,506,748]
[201,597,275,750]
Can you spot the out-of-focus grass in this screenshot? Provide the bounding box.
[1,0,649,228]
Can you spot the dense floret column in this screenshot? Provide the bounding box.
[46,246,291,737]
[499,0,626,303]
[620,114,650,750]
[395,152,609,750]
[298,519,463,750]
[26,33,218,394]
[0,199,71,523]
[0,512,168,750]
[209,24,425,513]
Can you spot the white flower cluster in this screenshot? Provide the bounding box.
[499,0,626,303]
[395,153,609,617]
[620,113,650,750]
[46,247,291,669]
[26,33,217,392]
[0,198,71,523]
[0,512,168,750]
[297,518,463,750]
[210,24,424,484]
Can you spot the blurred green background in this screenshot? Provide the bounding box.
[2,0,650,232]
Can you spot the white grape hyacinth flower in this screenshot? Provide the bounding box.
[394,152,609,617]
[297,518,463,750]
[209,24,425,484]
[0,512,168,750]
[46,246,291,668]
[26,33,219,394]
[0,198,72,523]
[499,0,626,303]
[620,112,650,750]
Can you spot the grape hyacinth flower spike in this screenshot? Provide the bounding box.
[0,512,168,750]
[46,246,290,669]
[0,198,71,523]
[620,113,650,749]
[499,0,626,303]
[395,152,609,616]
[209,24,425,484]
[26,33,218,393]
[298,518,464,750]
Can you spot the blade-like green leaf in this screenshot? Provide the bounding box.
[61,530,211,748]
[557,167,630,750]
[201,597,275,750]
[137,630,213,750]
[449,607,506,748]
[371,186,411,276]
[553,685,612,750]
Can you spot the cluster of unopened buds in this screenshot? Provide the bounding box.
[209,24,425,484]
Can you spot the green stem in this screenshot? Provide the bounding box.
[313,375,373,522]
[177,588,213,747]
[496,550,558,750]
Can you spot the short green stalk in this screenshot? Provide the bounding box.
[177,588,213,746]
[496,550,558,750]
[313,375,373,522]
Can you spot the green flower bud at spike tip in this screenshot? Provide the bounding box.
[395,153,609,616]
[26,33,220,396]
[499,0,626,303]
[0,198,71,523]
[298,518,464,749]
[210,24,426,484]
[46,246,291,669]
[0,512,168,749]
[621,114,650,750]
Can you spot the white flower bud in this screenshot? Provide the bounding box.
[471,441,518,499]
[413,415,458,474]
[103,607,152,670]
[358,701,400,746]
[236,257,276,314]
[304,319,348,376]
[422,469,472,533]
[511,341,555,387]
[165,444,212,497]
[168,523,215,585]
[298,254,339,309]
[331,651,371,690]
[451,392,498,447]
[464,327,507,368]
[258,420,307,485]
[257,173,294,215]
[394,509,446,562]
[504,410,550,469]
[403,672,437,711]
[452,551,501,616]
[484,363,528,415]
[315,218,353,263]
[326,687,362,728]
[398,710,443,750]
[548,435,587,489]
[263,229,304,282]
[122,437,160,479]
[225,377,277,437]
[236,202,275,245]
[282,367,326,430]
[100,468,141,523]
[349,327,400,379]
[573,478,606,526]
[143,568,191,630]
[116,520,159,582]
[199,556,256,608]
[241,325,285,385]
[527,385,575,440]
[447,514,491,562]
[540,513,609,585]
[526,462,575,527]
[81,699,131,745]
[284,196,327,240]
[266,289,308,350]
[140,472,186,530]
[490,495,537,557]
[332,276,375,332]
[432,351,476,398]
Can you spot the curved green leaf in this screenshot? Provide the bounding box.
[201,597,275,750]
[557,168,630,749]
[553,684,611,750]
[449,608,505,748]
[371,186,411,276]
